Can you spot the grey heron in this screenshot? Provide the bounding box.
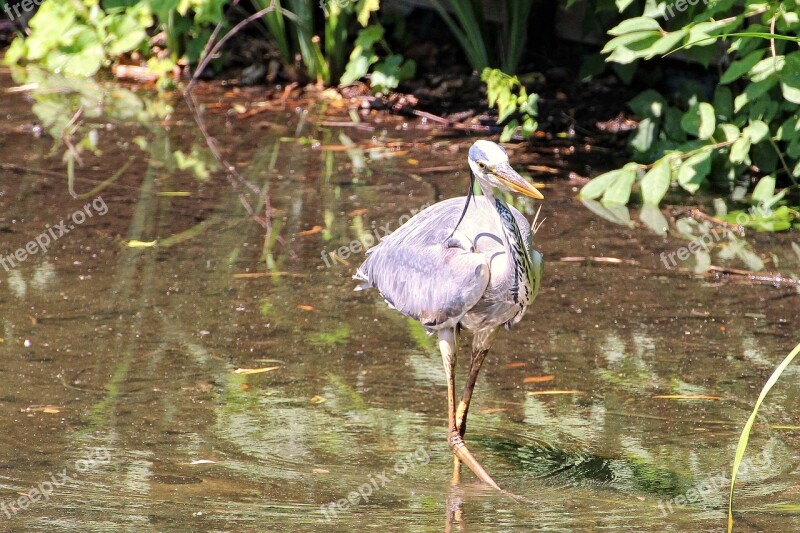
[354,140,544,490]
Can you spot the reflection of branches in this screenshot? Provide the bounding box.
[183,91,267,228]
[68,156,136,199]
[708,266,800,287]
[183,0,282,230]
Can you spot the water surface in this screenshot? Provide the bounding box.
[1,67,799,532]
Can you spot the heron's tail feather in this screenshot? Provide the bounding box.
[353,255,374,291]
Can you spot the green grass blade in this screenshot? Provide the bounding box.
[728,341,800,532]
[666,32,800,57]
[325,8,351,83]
[454,0,489,68]
[255,0,291,63]
[286,0,328,81]
[429,0,489,71]
[504,0,535,73]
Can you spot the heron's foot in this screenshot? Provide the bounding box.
[447,427,500,490]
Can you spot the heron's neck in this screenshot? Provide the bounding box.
[482,190,511,247]
[490,194,532,305]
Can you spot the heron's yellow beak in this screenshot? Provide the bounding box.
[495,165,544,200]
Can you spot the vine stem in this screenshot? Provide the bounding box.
[186,0,279,93]
[637,139,737,171]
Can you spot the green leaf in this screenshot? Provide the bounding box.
[718,123,740,141]
[677,149,711,193]
[743,119,770,144]
[605,33,661,64]
[780,52,800,100]
[780,53,800,103]
[720,49,765,84]
[340,54,375,85]
[663,107,686,141]
[628,89,666,118]
[106,14,147,55]
[355,0,379,27]
[353,24,384,48]
[608,16,662,36]
[602,167,637,205]
[697,102,717,140]
[579,165,637,200]
[615,0,636,11]
[681,102,716,140]
[777,115,800,141]
[729,136,752,164]
[669,31,800,58]
[734,78,779,112]
[644,29,688,59]
[370,54,415,92]
[749,55,785,83]
[612,62,638,84]
[781,80,800,104]
[339,26,382,85]
[751,175,775,202]
[630,117,657,153]
[640,157,672,205]
[713,86,733,121]
[500,122,518,143]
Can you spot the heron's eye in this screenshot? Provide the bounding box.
[478,162,488,171]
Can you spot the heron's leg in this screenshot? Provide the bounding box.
[439,329,500,490]
[455,348,489,439]
[455,329,496,438]
[445,485,465,532]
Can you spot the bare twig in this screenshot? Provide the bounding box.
[186,0,278,92]
[770,8,778,59]
[559,256,640,265]
[409,108,491,132]
[708,266,800,286]
[688,208,746,237]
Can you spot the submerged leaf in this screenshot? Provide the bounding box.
[523,375,555,383]
[232,367,280,375]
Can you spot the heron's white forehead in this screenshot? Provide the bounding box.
[469,140,508,163]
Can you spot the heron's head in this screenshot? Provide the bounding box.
[467,140,543,199]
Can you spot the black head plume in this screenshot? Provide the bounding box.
[446,169,477,241]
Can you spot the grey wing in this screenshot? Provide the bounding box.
[354,200,491,329]
[355,242,489,329]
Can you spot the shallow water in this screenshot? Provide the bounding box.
[1,67,799,532]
